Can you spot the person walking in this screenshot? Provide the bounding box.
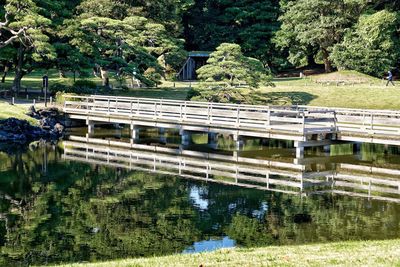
[386,70,395,86]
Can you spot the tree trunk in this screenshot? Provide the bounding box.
[93,66,100,77]
[321,48,332,73]
[307,54,317,67]
[58,69,66,78]
[100,67,110,88]
[12,45,25,93]
[1,65,9,83]
[12,71,23,94]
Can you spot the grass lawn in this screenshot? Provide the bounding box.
[256,77,400,109]
[1,70,399,110]
[0,101,38,125]
[231,70,398,109]
[49,239,400,267]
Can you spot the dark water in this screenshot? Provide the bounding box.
[1,127,400,266]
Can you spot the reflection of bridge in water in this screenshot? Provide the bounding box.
[63,136,400,203]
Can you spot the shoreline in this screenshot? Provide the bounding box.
[47,239,400,267]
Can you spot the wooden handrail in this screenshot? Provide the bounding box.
[63,95,400,141]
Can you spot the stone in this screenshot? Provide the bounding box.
[26,105,40,119]
[53,123,65,135]
[1,106,65,143]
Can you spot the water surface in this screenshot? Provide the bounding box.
[1,128,400,266]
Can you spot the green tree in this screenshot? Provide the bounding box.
[371,0,400,11]
[0,0,56,92]
[331,10,400,77]
[62,0,188,87]
[195,43,271,103]
[275,0,367,72]
[198,43,270,88]
[183,0,280,66]
[63,16,159,87]
[273,0,319,68]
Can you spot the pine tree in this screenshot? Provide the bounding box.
[0,0,56,92]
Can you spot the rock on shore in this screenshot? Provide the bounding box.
[0,106,65,143]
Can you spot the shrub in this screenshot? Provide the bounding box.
[50,83,73,94]
[73,80,97,90]
[50,80,98,95]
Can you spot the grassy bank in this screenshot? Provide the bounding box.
[51,239,400,267]
[262,75,399,109]
[0,101,38,125]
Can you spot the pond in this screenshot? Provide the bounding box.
[1,127,400,266]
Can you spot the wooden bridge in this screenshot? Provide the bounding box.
[63,95,400,157]
[63,136,400,203]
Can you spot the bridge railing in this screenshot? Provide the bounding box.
[63,95,336,135]
[298,105,400,139]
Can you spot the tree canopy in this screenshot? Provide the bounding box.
[0,0,400,92]
[197,43,270,89]
[331,10,400,76]
[194,43,271,103]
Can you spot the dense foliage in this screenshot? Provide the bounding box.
[194,43,272,103]
[331,10,400,76]
[0,0,399,93]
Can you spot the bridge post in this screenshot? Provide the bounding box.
[159,128,167,143]
[233,134,244,149]
[353,142,361,153]
[207,132,218,149]
[323,145,331,155]
[294,141,305,158]
[296,147,304,158]
[180,129,191,145]
[87,120,94,135]
[159,127,166,135]
[208,132,217,142]
[131,124,139,140]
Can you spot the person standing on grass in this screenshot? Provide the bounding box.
[386,70,395,86]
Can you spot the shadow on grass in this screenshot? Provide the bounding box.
[272,77,303,82]
[248,91,317,106]
[119,87,190,100]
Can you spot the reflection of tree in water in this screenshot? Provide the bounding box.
[0,147,201,266]
[193,182,400,247]
[1,144,400,265]
[225,193,400,247]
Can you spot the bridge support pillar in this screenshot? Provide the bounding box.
[207,132,218,149]
[208,132,218,143]
[131,125,139,140]
[180,129,191,145]
[353,142,361,153]
[158,127,166,135]
[323,145,331,155]
[261,138,270,146]
[296,147,304,158]
[87,121,94,135]
[294,141,305,159]
[158,128,167,143]
[233,134,244,149]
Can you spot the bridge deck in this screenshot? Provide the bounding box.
[64,95,336,142]
[63,95,400,146]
